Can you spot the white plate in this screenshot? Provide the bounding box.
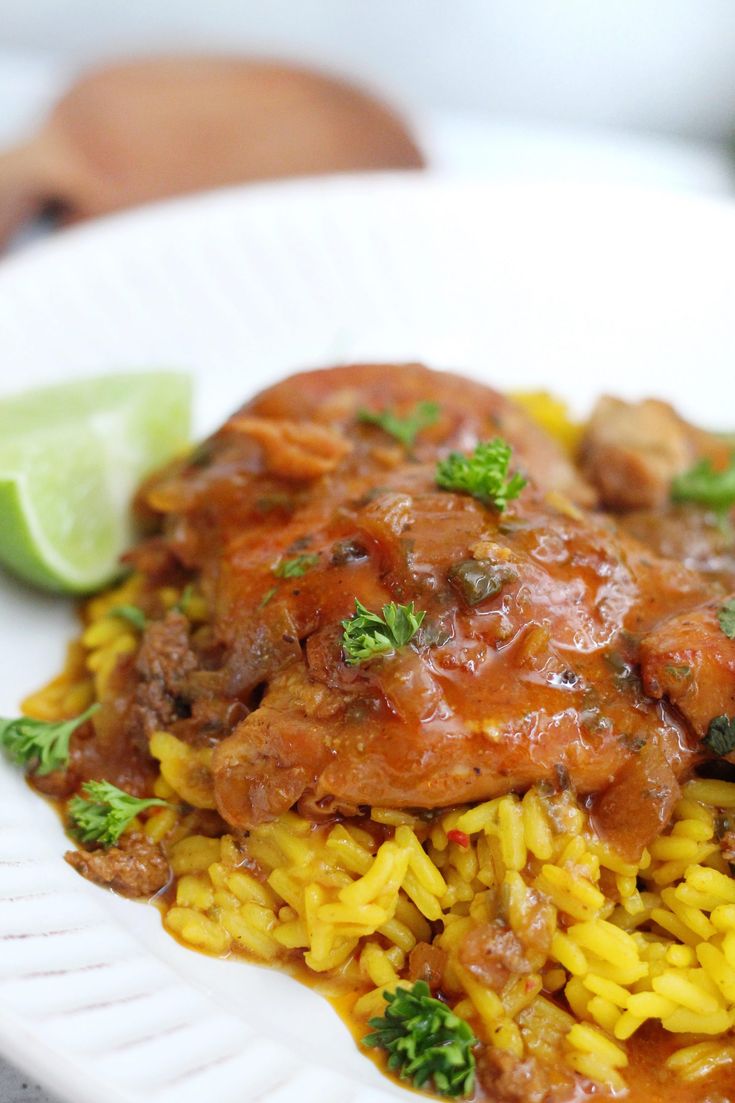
[0,173,734,1103]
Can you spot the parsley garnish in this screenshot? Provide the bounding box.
[671,455,735,512]
[69,780,171,848]
[174,584,194,615]
[341,598,425,665]
[436,438,526,510]
[664,664,692,681]
[704,715,735,757]
[259,586,277,609]
[110,604,147,631]
[358,401,440,448]
[273,554,319,579]
[0,704,99,776]
[717,599,735,640]
[363,981,476,1098]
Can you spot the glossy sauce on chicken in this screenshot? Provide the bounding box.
[122,366,721,851]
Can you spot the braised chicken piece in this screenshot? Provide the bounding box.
[641,602,735,740]
[580,394,735,588]
[121,364,728,857]
[580,396,696,511]
[211,483,708,838]
[580,395,730,512]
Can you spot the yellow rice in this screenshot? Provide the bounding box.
[25,573,735,1096]
[156,745,735,1092]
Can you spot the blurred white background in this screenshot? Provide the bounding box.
[3,0,735,138]
[1,0,735,194]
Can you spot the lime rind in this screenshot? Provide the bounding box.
[0,372,191,593]
[0,472,125,593]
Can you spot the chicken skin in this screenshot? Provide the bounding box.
[641,603,735,740]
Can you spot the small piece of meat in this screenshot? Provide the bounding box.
[226,416,352,479]
[458,924,530,991]
[218,606,303,699]
[591,738,681,862]
[580,396,695,511]
[477,1048,551,1103]
[511,886,555,959]
[640,603,735,740]
[134,611,198,734]
[169,696,249,747]
[32,766,78,800]
[720,829,735,864]
[65,832,170,898]
[212,662,344,827]
[408,942,447,990]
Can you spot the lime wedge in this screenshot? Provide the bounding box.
[0,372,191,593]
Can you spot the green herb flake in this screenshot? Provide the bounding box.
[273,554,320,579]
[0,703,99,776]
[671,454,735,512]
[173,584,194,615]
[110,604,147,631]
[188,440,215,468]
[363,980,476,1098]
[436,438,527,511]
[341,598,426,665]
[358,401,440,449]
[415,617,453,649]
[704,715,735,757]
[448,560,516,606]
[331,538,368,565]
[255,493,293,514]
[619,734,647,753]
[717,599,735,640]
[68,780,172,848]
[664,664,693,682]
[259,586,277,609]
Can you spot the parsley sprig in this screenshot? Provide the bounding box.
[174,584,195,615]
[671,455,735,512]
[436,438,526,510]
[69,780,172,848]
[110,604,147,631]
[342,598,425,665]
[704,716,735,757]
[273,554,320,579]
[363,981,476,1098]
[358,402,440,448]
[717,599,735,640]
[0,704,99,776]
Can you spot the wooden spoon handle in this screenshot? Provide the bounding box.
[0,141,51,249]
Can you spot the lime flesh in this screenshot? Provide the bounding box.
[0,372,191,593]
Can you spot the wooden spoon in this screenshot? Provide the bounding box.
[0,56,423,248]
